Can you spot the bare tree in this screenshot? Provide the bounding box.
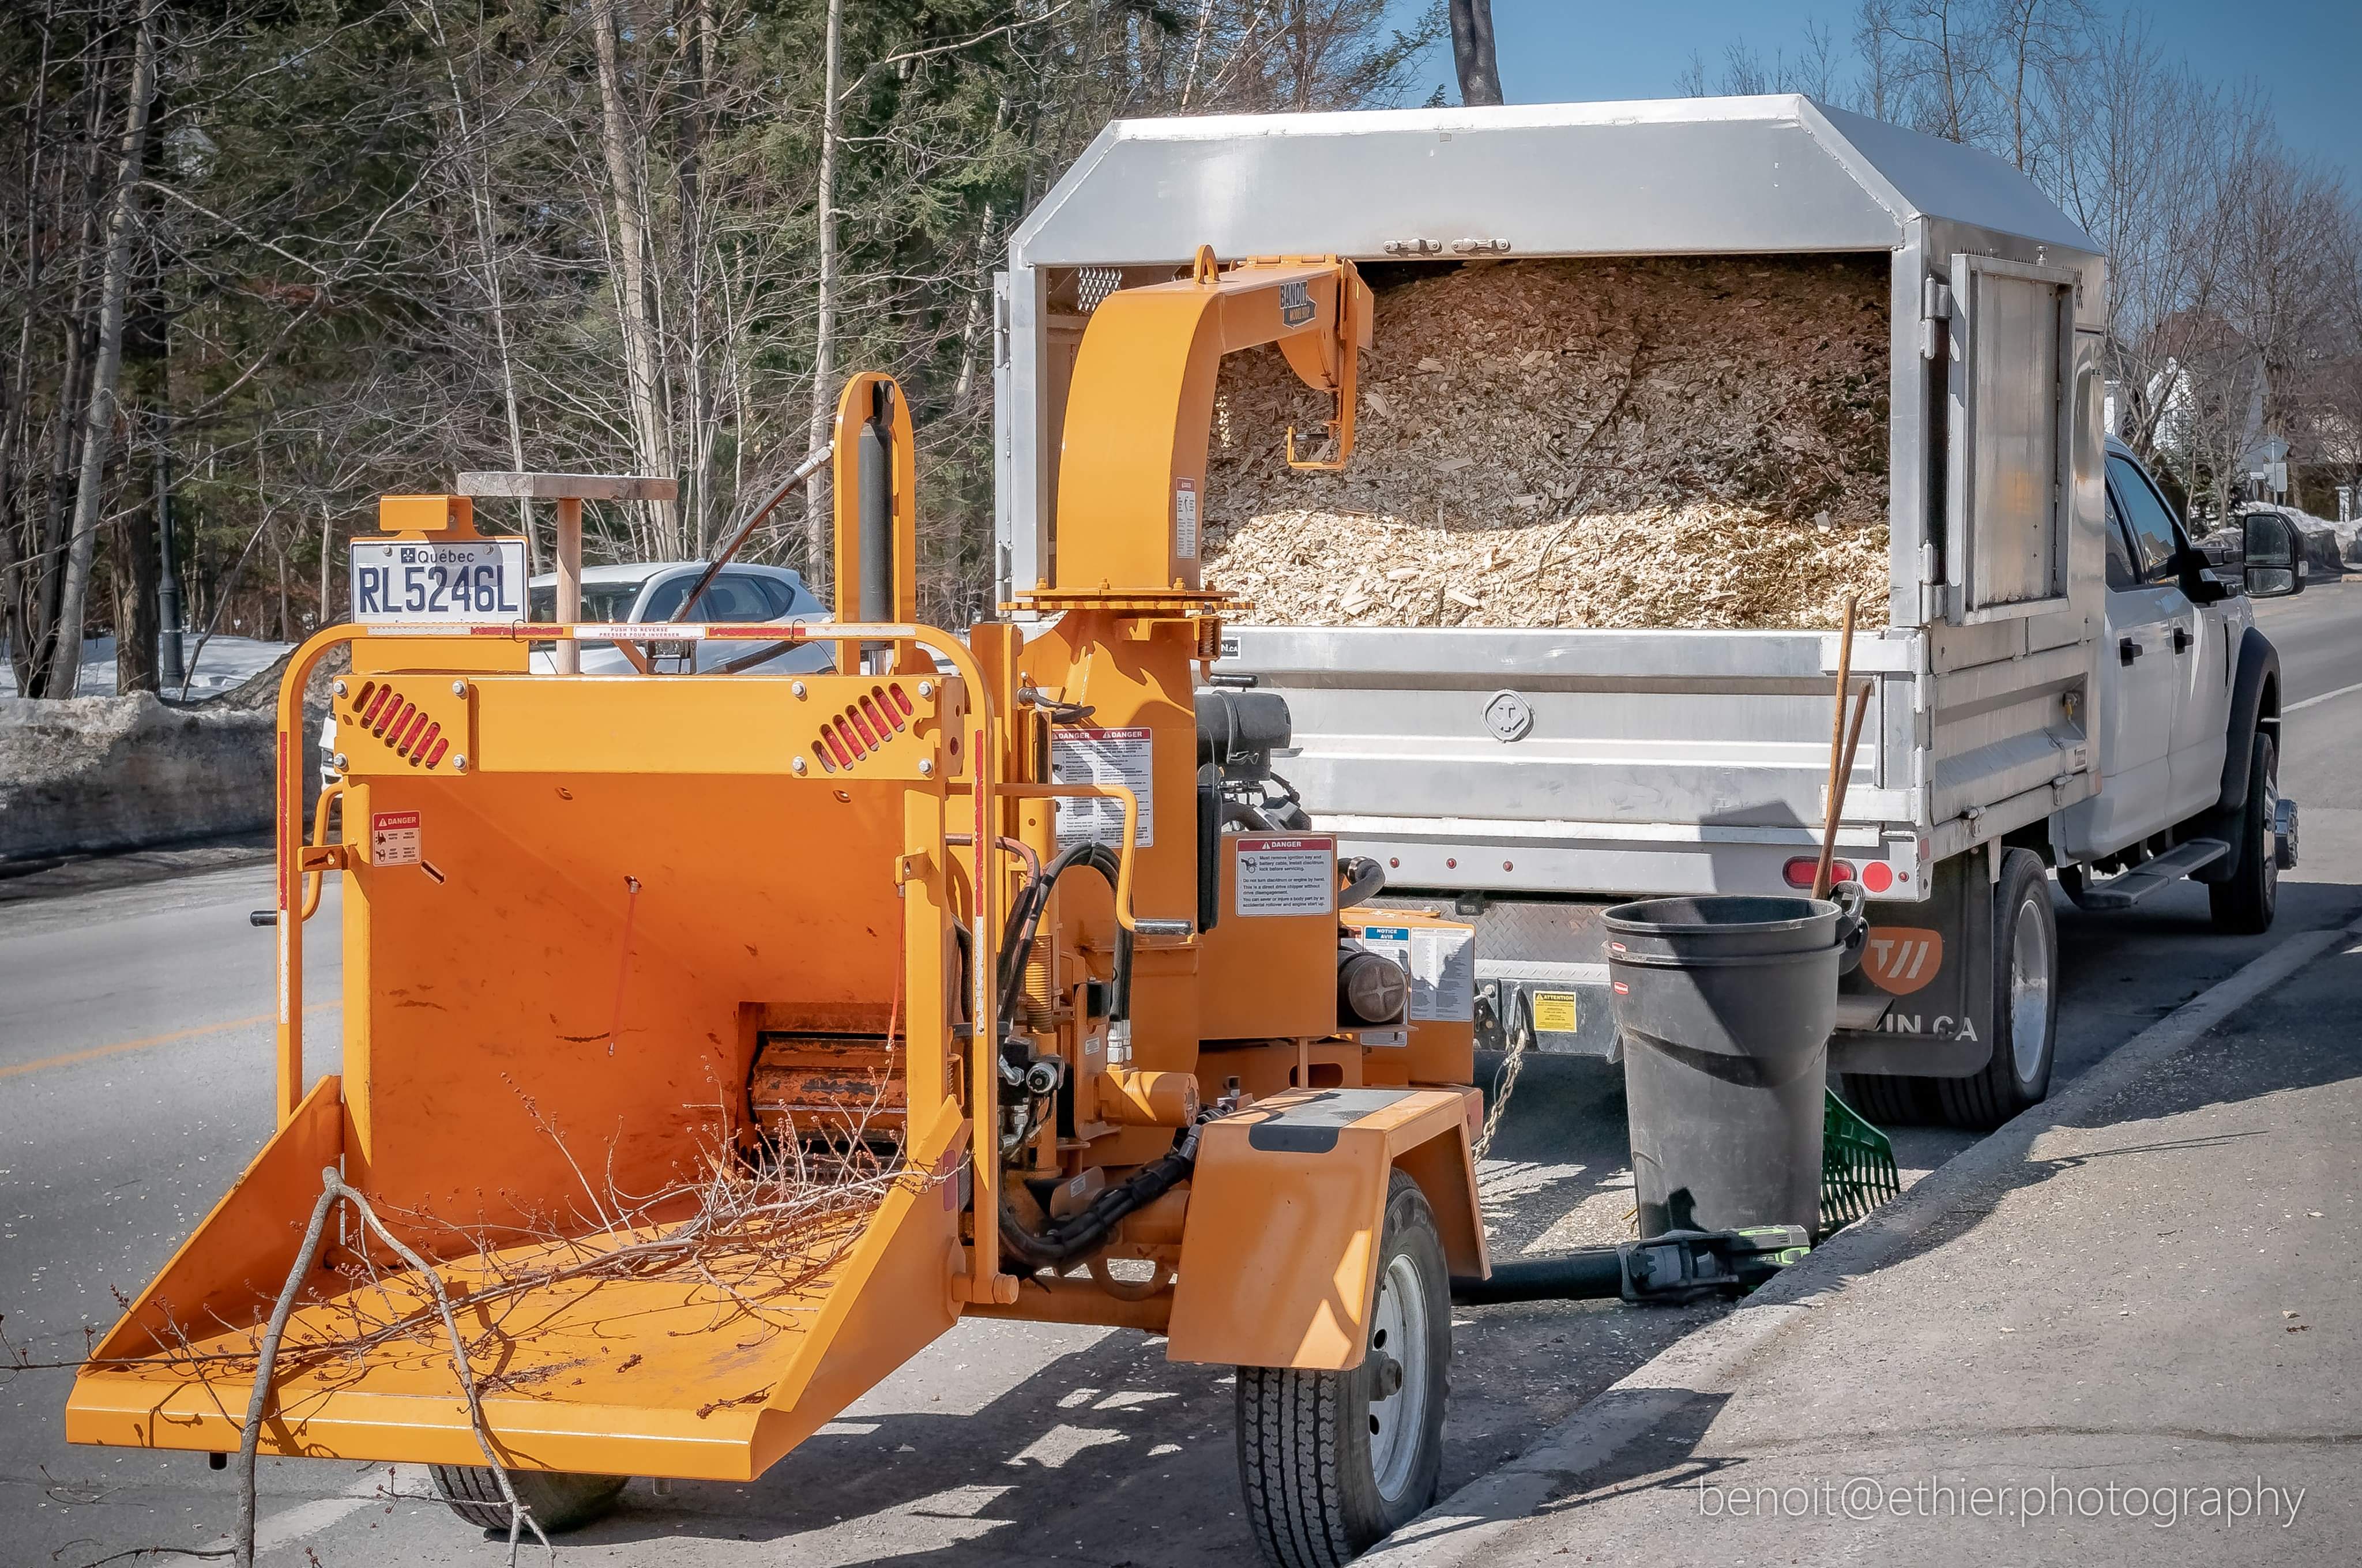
[52,0,156,695]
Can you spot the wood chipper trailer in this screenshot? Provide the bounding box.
[65,250,1490,1568]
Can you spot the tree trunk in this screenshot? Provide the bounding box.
[1449,0,1503,107]
[804,0,845,596]
[52,0,158,698]
[317,502,333,625]
[590,0,677,548]
[114,426,160,693]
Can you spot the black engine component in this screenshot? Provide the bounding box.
[998,1122,1203,1271]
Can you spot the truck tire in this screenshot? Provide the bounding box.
[428,1465,627,1533]
[1934,848,2057,1131]
[1238,1170,1449,1568]
[1837,1071,1938,1127]
[2209,732,2279,935]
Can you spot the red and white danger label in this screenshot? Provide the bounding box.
[1233,834,1334,917]
[371,810,422,867]
[1051,727,1153,849]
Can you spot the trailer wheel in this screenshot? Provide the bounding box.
[428,1465,627,1534]
[1237,1169,1449,1568]
[2209,732,2278,935]
[1934,848,2057,1131]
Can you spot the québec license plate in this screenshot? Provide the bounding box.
[349,539,525,625]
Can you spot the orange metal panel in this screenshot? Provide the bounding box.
[1196,834,1337,1040]
[1164,1087,1481,1370]
[1052,257,1360,596]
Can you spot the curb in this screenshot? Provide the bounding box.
[0,834,274,904]
[1364,912,2362,1566]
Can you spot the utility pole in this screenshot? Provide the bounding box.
[156,412,183,689]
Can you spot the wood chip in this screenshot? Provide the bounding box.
[1205,257,1892,630]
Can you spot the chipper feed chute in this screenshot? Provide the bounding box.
[66,634,984,1480]
[67,253,1494,1567]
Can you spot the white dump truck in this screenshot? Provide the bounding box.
[994,96,2304,1131]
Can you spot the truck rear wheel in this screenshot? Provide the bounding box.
[1933,848,2057,1130]
[428,1465,627,1534]
[1845,849,2057,1131]
[1237,1170,1449,1568]
[2209,732,2279,935]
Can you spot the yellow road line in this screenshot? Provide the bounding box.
[0,1001,338,1082]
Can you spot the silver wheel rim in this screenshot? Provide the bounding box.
[1367,1250,1431,1503]
[2261,768,2280,905]
[2009,892,2052,1082]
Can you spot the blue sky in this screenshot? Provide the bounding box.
[1387,1,2359,183]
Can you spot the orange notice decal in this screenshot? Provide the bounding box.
[1864,927,1944,995]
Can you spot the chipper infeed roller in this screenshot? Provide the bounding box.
[66,250,1491,1567]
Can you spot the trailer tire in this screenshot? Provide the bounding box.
[2208,732,2278,935]
[428,1465,627,1534]
[1934,848,2057,1131]
[1237,1170,1449,1568]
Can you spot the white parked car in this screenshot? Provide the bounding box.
[521,561,833,675]
[323,561,830,781]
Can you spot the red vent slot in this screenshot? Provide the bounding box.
[822,725,852,769]
[811,741,836,774]
[360,686,391,727]
[410,720,441,763]
[398,709,432,754]
[863,692,898,735]
[422,735,449,769]
[847,705,878,749]
[354,680,379,715]
[888,682,913,717]
[377,699,413,739]
[842,717,870,758]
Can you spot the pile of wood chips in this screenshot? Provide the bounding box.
[1201,256,1893,630]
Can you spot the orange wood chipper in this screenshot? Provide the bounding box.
[65,249,1491,1567]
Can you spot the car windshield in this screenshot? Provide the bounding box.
[529,581,649,623]
[638,571,780,622]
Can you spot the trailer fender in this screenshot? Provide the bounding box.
[1165,1087,1484,1371]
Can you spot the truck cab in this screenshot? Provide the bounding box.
[2052,440,2301,927]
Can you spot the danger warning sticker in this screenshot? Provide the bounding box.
[1233,834,1335,918]
[371,810,422,867]
[1051,727,1153,849]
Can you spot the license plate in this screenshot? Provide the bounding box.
[349,539,525,625]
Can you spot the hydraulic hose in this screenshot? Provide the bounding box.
[998,1122,1202,1272]
[994,841,1134,1028]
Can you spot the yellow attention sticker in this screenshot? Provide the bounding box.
[1531,991,1578,1033]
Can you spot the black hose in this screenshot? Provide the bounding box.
[1338,856,1386,909]
[1449,1249,1627,1304]
[998,1123,1201,1271]
[994,841,1134,1028]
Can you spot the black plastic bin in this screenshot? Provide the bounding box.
[1604,892,1861,1239]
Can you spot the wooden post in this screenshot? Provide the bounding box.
[453,473,675,676]
[555,495,584,674]
[1812,594,1859,901]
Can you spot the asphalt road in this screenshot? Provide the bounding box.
[3,587,2357,1568]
